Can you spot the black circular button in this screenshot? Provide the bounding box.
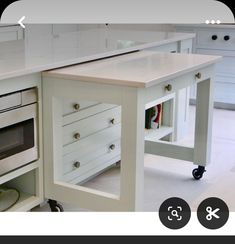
[159,197,191,229]
[211,35,217,40]
[197,197,229,229]
[224,35,230,41]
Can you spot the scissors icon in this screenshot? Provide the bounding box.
[206,206,220,221]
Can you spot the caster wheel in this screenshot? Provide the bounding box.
[192,166,206,180]
[115,160,121,167]
[48,200,64,212]
[51,204,63,212]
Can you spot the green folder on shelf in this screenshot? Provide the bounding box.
[0,186,20,211]
[145,107,155,129]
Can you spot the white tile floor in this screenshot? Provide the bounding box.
[32,106,235,212]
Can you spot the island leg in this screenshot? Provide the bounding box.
[193,78,214,179]
[119,88,146,211]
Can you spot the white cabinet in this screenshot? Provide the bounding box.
[0,25,23,42]
[175,25,235,108]
[52,24,78,36]
[0,74,43,211]
[42,51,218,211]
[48,38,193,188]
[60,99,121,184]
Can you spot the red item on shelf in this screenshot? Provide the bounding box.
[154,104,162,124]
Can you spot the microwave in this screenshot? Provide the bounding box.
[0,88,38,176]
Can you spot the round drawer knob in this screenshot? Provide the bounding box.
[110,118,115,124]
[73,103,80,111]
[73,161,81,168]
[74,133,80,140]
[195,72,202,79]
[109,144,115,150]
[211,35,217,40]
[165,84,172,92]
[224,35,230,41]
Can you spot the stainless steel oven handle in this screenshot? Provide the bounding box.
[0,93,21,112]
[0,88,37,113]
[0,104,37,129]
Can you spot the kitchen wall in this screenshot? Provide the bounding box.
[23,24,174,39]
[1,24,175,43]
[101,24,174,31]
[0,24,175,61]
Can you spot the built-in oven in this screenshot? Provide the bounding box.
[0,88,38,176]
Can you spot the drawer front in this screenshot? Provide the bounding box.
[62,99,99,116]
[214,80,235,104]
[0,26,24,42]
[63,102,118,126]
[145,65,214,106]
[196,30,235,49]
[62,139,120,183]
[63,106,121,146]
[196,48,235,78]
[65,155,120,184]
[190,74,235,103]
[63,124,121,155]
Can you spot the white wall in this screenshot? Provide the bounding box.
[23,24,175,40]
[99,24,174,31]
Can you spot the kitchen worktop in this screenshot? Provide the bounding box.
[0,28,195,81]
[174,24,235,28]
[44,50,221,88]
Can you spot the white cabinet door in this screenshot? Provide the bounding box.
[196,48,235,105]
[52,24,79,35]
[175,25,235,107]
[0,25,23,42]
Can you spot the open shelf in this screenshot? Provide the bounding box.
[1,168,42,212]
[0,161,39,185]
[6,192,41,212]
[145,126,173,141]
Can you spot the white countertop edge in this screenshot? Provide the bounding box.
[0,32,195,81]
[174,24,235,28]
[43,52,222,89]
[145,57,222,88]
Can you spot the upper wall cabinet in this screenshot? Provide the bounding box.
[52,24,79,36]
[0,25,24,42]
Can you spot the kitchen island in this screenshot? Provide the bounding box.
[0,27,195,211]
[43,50,221,211]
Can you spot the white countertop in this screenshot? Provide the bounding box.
[0,28,195,81]
[174,24,235,29]
[44,51,221,88]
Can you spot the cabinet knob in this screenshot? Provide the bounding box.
[73,161,81,168]
[211,35,217,40]
[74,133,80,140]
[224,35,230,41]
[73,103,80,111]
[109,144,115,150]
[195,72,202,79]
[110,118,115,124]
[165,84,172,91]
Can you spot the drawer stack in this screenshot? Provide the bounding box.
[61,99,121,184]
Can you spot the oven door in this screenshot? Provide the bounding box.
[0,104,38,176]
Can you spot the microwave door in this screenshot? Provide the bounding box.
[0,104,38,176]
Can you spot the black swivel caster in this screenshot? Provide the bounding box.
[48,199,64,212]
[192,166,206,180]
[115,160,121,167]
